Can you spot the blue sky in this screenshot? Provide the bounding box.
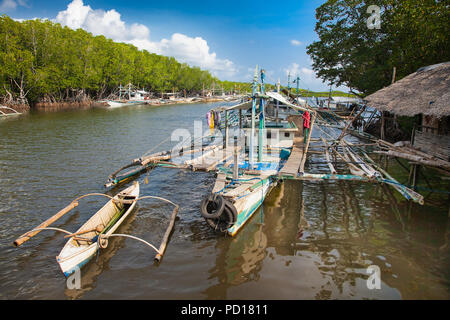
[1,0,348,92]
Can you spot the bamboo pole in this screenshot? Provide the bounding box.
[374,150,450,171]
[337,105,366,141]
[154,205,179,262]
[13,202,79,247]
[380,111,386,140]
[361,151,424,204]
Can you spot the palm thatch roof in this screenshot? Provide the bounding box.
[364,62,450,118]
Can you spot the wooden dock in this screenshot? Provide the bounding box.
[280,115,305,177]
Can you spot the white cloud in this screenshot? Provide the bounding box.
[301,67,314,75]
[0,0,18,11]
[54,0,236,78]
[132,33,236,77]
[290,39,302,46]
[284,63,300,77]
[0,0,28,11]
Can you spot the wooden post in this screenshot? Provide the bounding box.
[276,78,280,126]
[391,67,396,84]
[225,110,229,148]
[233,147,239,180]
[239,109,242,129]
[249,66,258,168]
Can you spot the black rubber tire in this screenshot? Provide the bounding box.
[205,199,237,233]
[223,199,237,224]
[200,194,225,219]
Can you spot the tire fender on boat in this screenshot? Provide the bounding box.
[204,198,237,233]
[200,194,225,219]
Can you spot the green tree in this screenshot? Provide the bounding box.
[306,0,450,95]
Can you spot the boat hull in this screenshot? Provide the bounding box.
[227,177,273,236]
[107,100,147,108]
[56,183,139,277]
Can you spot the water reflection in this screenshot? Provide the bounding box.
[204,178,448,299]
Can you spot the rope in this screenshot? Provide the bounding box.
[98,234,161,254]
[134,195,178,208]
[141,135,172,158]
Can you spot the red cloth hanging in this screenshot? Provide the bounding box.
[303,111,310,128]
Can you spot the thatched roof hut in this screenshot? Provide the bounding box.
[364,62,450,118]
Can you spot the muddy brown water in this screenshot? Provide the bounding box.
[0,102,448,299]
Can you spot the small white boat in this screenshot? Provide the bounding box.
[105,83,150,108]
[56,182,140,277]
[106,100,147,108]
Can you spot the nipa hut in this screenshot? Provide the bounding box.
[365,62,450,162]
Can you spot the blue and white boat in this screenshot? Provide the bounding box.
[199,68,313,236]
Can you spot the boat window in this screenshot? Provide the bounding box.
[284,132,290,137]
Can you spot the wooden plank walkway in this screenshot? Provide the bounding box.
[279,141,304,176]
[280,115,305,176]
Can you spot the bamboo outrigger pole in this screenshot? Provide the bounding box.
[13,201,79,247]
[154,205,179,262]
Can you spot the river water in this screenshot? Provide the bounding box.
[0,103,448,299]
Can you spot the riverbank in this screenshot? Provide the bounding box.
[2,95,241,114]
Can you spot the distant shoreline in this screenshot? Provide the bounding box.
[1,96,240,114]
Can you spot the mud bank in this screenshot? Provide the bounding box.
[33,101,107,112]
[1,103,30,114]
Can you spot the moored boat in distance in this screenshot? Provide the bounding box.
[103,83,151,108]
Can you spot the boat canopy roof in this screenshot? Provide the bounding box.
[331,96,362,104]
[214,100,252,111]
[266,92,314,114]
[212,92,315,114]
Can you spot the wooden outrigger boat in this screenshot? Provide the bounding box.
[14,181,181,277]
[56,182,140,277]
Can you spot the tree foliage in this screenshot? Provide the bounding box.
[0,15,248,104]
[306,0,450,95]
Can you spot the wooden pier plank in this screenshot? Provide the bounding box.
[212,173,227,193]
[279,114,306,176]
[279,145,304,176]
